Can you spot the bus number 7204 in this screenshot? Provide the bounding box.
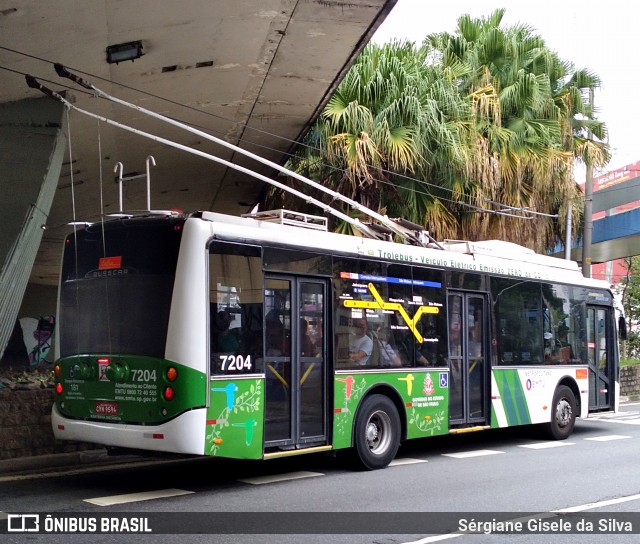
[219,355,252,372]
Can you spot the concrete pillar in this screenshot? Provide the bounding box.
[0,97,66,361]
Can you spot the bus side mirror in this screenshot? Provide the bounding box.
[619,316,628,341]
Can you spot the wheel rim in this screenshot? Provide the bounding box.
[555,397,573,428]
[365,409,392,455]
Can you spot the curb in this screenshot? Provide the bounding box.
[0,449,194,479]
[0,449,143,477]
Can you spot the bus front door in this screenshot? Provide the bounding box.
[448,293,489,426]
[263,276,328,450]
[587,306,613,412]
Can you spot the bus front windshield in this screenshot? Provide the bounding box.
[58,218,184,358]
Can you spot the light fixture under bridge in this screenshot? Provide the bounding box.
[106,41,143,64]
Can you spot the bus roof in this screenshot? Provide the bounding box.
[198,210,611,292]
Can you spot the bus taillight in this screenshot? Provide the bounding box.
[54,364,61,378]
[163,387,175,401]
[166,367,178,382]
[55,383,63,395]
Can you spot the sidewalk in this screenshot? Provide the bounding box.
[0,449,173,479]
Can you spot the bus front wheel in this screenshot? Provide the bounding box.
[545,385,576,440]
[353,394,400,470]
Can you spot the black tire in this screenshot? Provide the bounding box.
[544,385,577,440]
[352,394,400,470]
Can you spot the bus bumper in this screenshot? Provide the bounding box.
[51,404,206,455]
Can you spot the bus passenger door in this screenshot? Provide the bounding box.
[587,306,613,411]
[448,293,488,426]
[264,276,327,450]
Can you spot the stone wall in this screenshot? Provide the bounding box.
[621,365,640,400]
[0,386,95,460]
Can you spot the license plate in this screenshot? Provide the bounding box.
[95,401,119,415]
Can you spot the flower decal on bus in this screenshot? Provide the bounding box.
[408,408,446,436]
[336,375,355,399]
[206,380,263,456]
[334,376,368,444]
[211,383,238,410]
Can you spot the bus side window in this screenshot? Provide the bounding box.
[209,242,263,375]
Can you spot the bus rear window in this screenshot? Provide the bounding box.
[59,218,184,357]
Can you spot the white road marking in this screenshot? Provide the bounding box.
[402,534,465,543]
[518,441,575,449]
[238,470,323,485]
[389,458,428,466]
[590,413,637,419]
[584,434,631,442]
[442,449,504,459]
[402,493,640,544]
[589,410,639,420]
[591,417,640,425]
[554,492,640,512]
[84,488,194,506]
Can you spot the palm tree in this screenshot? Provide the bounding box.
[266,9,609,252]
[267,40,470,236]
[425,8,609,250]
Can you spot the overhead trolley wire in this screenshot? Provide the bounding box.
[3,44,560,220]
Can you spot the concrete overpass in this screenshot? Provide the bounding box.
[552,164,640,266]
[0,0,397,360]
[559,208,640,264]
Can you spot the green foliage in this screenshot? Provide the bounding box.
[619,257,640,358]
[265,9,609,252]
[0,368,55,389]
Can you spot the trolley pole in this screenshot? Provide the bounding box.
[565,200,572,260]
[582,89,594,278]
[583,161,593,278]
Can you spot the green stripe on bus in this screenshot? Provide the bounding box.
[497,370,531,426]
[490,402,499,429]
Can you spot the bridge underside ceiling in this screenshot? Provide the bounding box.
[0,0,396,285]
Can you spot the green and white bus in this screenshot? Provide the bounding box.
[53,209,621,469]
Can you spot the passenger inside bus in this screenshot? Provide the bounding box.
[415,346,431,366]
[213,309,239,353]
[376,326,403,367]
[544,321,574,363]
[415,324,440,366]
[266,310,290,356]
[349,318,373,365]
[556,321,574,358]
[469,322,483,359]
[300,318,316,357]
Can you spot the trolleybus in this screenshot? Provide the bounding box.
[30,65,621,470]
[52,208,621,469]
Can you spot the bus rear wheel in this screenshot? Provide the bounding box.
[353,394,400,470]
[545,385,576,440]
